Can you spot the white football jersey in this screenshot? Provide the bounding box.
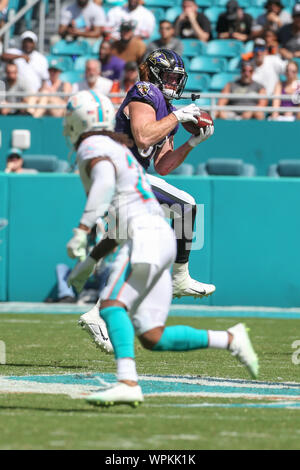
[76,134,163,240]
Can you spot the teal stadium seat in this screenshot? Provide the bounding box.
[209,72,238,91]
[243,40,254,53]
[51,40,91,57]
[195,0,211,7]
[182,56,190,71]
[148,7,165,22]
[204,39,243,58]
[91,40,102,56]
[46,55,73,72]
[165,7,181,22]
[227,56,241,73]
[181,39,203,57]
[268,160,300,177]
[245,7,264,18]
[189,56,227,73]
[185,72,210,91]
[174,97,211,107]
[23,155,70,173]
[203,7,225,24]
[60,71,84,84]
[170,163,194,175]
[197,159,256,176]
[145,0,174,7]
[73,55,96,71]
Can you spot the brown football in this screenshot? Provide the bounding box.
[182,109,214,136]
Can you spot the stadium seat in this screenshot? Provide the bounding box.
[73,55,96,71]
[243,40,254,54]
[165,6,181,22]
[203,7,225,24]
[185,72,210,91]
[245,7,264,18]
[203,39,244,58]
[209,72,238,91]
[51,40,91,57]
[181,39,203,57]
[268,160,300,177]
[182,56,190,71]
[148,7,165,22]
[145,0,174,6]
[91,39,102,56]
[227,56,241,72]
[60,71,84,84]
[46,55,73,73]
[189,56,227,74]
[195,0,211,7]
[196,158,256,176]
[22,155,70,173]
[170,163,194,175]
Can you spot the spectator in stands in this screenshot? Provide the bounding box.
[4,148,38,174]
[252,0,291,39]
[174,0,211,42]
[110,60,139,104]
[2,31,49,93]
[216,61,267,120]
[99,40,125,81]
[271,60,300,121]
[264,28,280,55]
[278,3,300,60]
[250,38,287,95]
[111,20,146,64]
[33,59,72,118]
[145,20,183,58]
[216,0,253,43]
[72,59,113,95]
[106,0,155,40]
[59,0,105,40]
[0,62,36,116]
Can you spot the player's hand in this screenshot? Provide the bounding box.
[66,228,88,261]
[67,256,97,293]
[172,103,200,124]
[188,125,214,148]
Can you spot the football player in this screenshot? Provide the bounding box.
[65,90,259,406]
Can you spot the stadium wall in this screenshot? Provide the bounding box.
[0,117,299,175]
[1,173,300,307]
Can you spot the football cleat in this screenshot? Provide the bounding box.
[172,262,216,299]
[86,382,144,407]
[78,301,114,354]
[228,323,259,379]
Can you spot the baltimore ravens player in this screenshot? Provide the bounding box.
[115,48,215,299]
[65,89,259,406]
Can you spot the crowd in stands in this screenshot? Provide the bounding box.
[1,0,300,120]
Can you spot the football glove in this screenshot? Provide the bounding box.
[67,256,97,293]
[188,125,214,148]
[66,228,88,261]
[172,103,200,124]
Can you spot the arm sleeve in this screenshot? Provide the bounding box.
[80,160,116,229]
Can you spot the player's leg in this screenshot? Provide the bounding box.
[148,174,216,299]
[133,271,258,379]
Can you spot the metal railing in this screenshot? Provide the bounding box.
[1,92,300,117]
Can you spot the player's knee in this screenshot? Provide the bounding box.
[138,326,164,350]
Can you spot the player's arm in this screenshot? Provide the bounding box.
[128,101,200,149]
[154,124,214,176]
[66,157,115,260]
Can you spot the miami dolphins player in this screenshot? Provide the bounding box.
[65,89,259,406]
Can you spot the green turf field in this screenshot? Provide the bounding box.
[0,313,300,450]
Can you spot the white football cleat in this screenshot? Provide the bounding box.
[172,262,216,299]
[78,300,114,354]
[86,382,144,407]
[228,323,259,379]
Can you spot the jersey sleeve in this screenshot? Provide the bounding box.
[128,82,162,111]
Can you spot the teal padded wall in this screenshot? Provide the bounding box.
[7,174,85,301]
[1,117,299,175]
[0,174,8,300]
[2,173,300,306]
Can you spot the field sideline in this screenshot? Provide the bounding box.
[0,308,299,450]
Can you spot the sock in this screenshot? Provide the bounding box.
[173,204,197,264]
[101,306,135,359]
[153,325,208,351]
[117,358,138,382]
[208,331,229,349]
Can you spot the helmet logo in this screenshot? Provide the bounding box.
[149,51,170,67]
